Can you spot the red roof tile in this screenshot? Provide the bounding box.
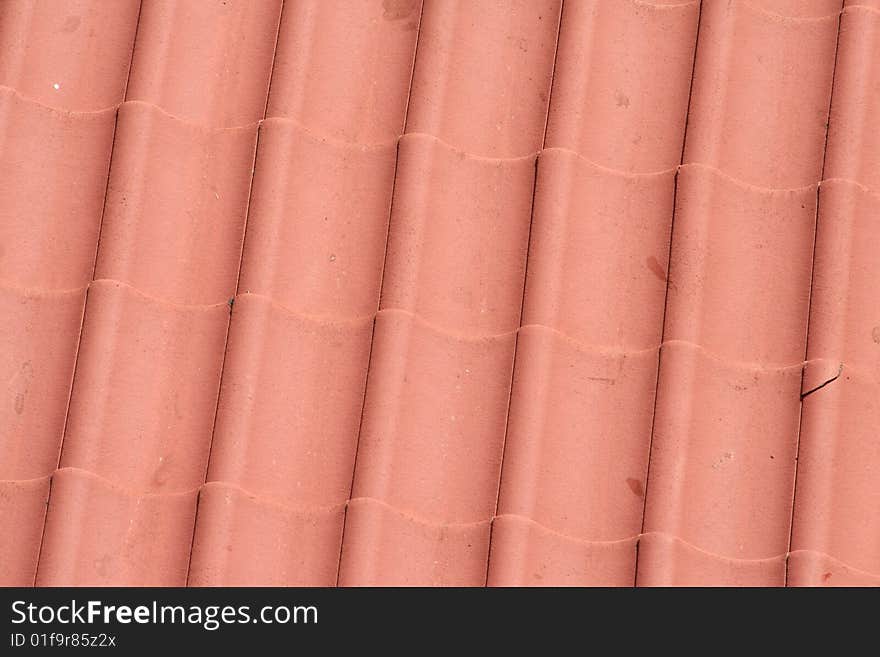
[125,0,282,127]
[1,0,879,587]
[789,3,880,586]
[265,0,419,139]
[1,0,140,586]
[640,0,840,586]
[0,0,141,111]
[544,0,699,171]
[190,0,420,586]
[488,0,698,585]
[339,0,560,585]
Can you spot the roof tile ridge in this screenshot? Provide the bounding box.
[738,0,843,22]
[32,469,397,508]
[493,513,640,547]
[819,176,880,202]
[841,3,880,16]
[518,323,660,356]
[0,474,53,486]
[413,323,867,380]
[200,481,347,516]
[642,531,785,565]
[261,115,399,150]
[0,84,117,117]
[659,338,823,371]
[88,278,231,310]
[0,281,87,297]
[399,131,539,162]
[640,531,784,566]
[376,307,519,341]
[346,496,492,530]
[492,516,880,578]
[540,146,678,178]
[120,99,261,131]
[493,516,865,571]
[0,86,276,131]
[228,128,688,174]
[631,0,701,9]
[787,549,880,582]
[42,466,200,498]
[8,472,878,580]
[679,161,819,193]
[233,291,375,326]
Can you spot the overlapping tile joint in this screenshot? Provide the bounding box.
[1,0,878,586]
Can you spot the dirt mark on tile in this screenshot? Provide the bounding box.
[94,554,113,579]
[383,0,418,21]
[11,361,33,416]
[626,478,645,498]
[645,256,667,283]
[60,15,81,34]
[711,452,734,470]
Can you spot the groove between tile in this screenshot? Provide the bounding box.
[182,0,286,587]
[787,2,880,583]
[636,0,845,585]
[9,467,879,582]
[337,0,563,587]
[635,0,704,584]
[31,0,285,587]
[333,0,426,582]
[785,0,847,586]
[29,0,145,587]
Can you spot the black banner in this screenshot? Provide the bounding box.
[0,587,870,651]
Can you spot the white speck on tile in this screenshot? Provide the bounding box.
[52,83,60,90]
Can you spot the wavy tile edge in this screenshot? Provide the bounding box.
[12,470,876,582]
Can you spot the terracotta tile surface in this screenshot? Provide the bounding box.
[788,3,880,586]
[1,0,878,587]
[488,0,698,586]
[639,0,839,586]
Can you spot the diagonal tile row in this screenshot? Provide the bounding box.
[637,0,840,585]
[788,0,880,586]
[1,0,878,586]
[1,0,142,586]
[638,0,880,586]
[1,0,287,585]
